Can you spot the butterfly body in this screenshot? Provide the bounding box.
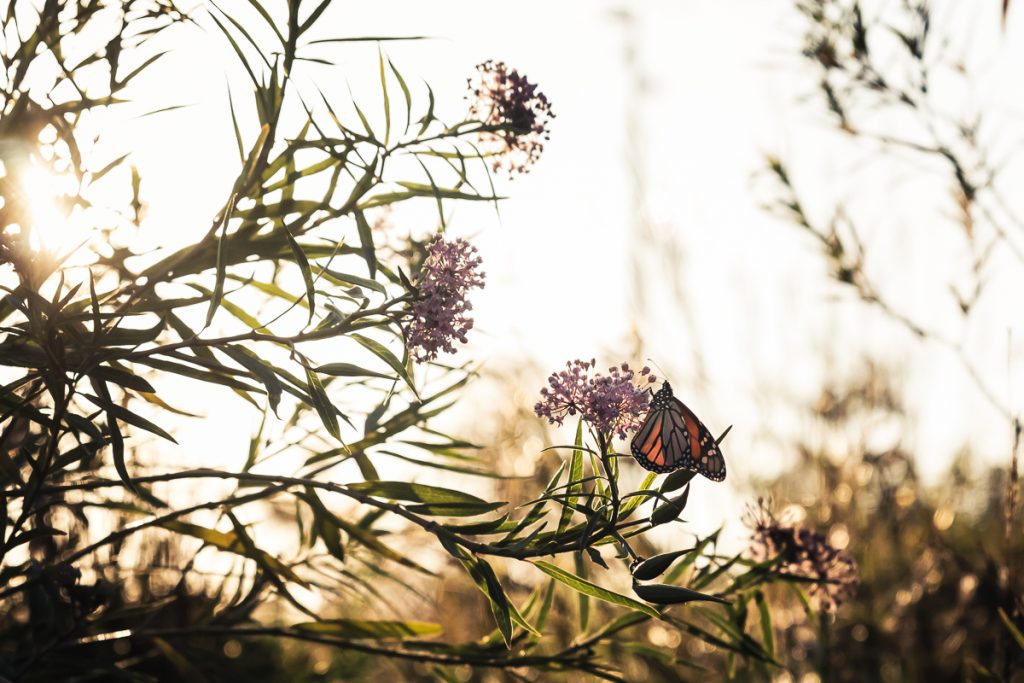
[630,382,726,481]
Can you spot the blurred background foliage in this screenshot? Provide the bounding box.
[0,0,1023,682]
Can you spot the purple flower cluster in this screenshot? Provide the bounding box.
[407,236,485,363]
[534,360,656,440]
[467,60,554,175]
[747,501,859,611]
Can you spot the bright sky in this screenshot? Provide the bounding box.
[18,0,1024,542]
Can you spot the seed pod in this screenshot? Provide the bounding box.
[632,581,730,606]
[649,485,690,526]
[631,548,694,581]
[659,469,696,494]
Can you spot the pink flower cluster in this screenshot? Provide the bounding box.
[747,501,859,611]
[534,360,655,440]
[407,236,485,363]
[467,60,554,175]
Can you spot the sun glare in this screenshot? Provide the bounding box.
[19,164,89,253]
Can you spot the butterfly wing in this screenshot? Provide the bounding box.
[630,403,694,474]
[630,397,726,481]
[672,397,726,482]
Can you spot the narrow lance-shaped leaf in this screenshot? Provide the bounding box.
[302,362,341,441]
[205,193,236,328]
[152,638,212,683]
[378,46,391,145]
[440,537,538,646]
[222,345,283,414]
[351,333,416,393]
[999,608,1024,650]
[531,560,660,618]
[754,590,775,657]
[284,225,316,324]
[575,550,590,631]
[292,619,442,639]
[354,209,377,278]
[558,420,584,534]
[388,57,412,135]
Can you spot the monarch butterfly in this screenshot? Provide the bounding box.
[630,382,726,482]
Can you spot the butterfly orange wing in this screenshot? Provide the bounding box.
[630,383,726,482]
[672,397,726,482]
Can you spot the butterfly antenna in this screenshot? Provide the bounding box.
[716,424,733,445]
[645,358,669,381]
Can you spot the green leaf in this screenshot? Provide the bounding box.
[405,501,505,517]
[754,590,775,657]
[632,582,730,606]
[351,333,415,392]
[89,365,155,394]
[347,480,501,508]
[619,472,657,517]
[222,345,283,414]
[440,539,537,646]
[388,57,412,135]
[158,519,307,587]
[205,195,237,327]
[283,225,316,323]
[531,560,659,618]
[378,47,391,145]
[441,514,512,535]
[315,362,391,379]
[6,526,65,549]
[354,210,377,279]
[317,267,386,295]
[293,619,442,639]
[666,529,720,584]
[302,363,342,441]
[82,393,177,444]
[152,638,212,683]
[332,515,432,575]
[999,608,1024,650]
[558,420,585,534]
[574,551,590,631]
[350,90,375,139]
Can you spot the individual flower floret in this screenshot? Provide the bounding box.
[534,360,656,440]
[406,235,485,362]
[746,500,859,611]
[467,60,554,175]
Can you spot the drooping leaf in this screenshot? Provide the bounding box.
[316,362,390,379]
[347,480,503,509]
[558,420,585,534]
[302,363,342,441]
[283,225,316,323]
[531,560,659,618]
[82,393,177,444]
[354,210,377,278]
[292,619,442,639]
[351,333,415,392]
[158,519,307,587]
[222,345,283,414]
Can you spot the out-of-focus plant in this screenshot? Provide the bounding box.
[760,363,1024,682]
[764,1,1024,680]
[0,1,846,681]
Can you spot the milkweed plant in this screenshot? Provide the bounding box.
[0,1,855,680]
